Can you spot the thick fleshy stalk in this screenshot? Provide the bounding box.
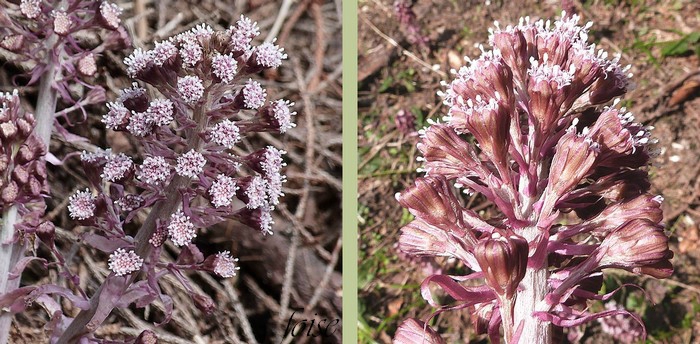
[0,2,126,341]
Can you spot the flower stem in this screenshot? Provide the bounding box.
[0,57,58,344]
[0,206,20,344]
[513,265,551,343]
[57,176,189,342]
[57,101,208,343]
[500,296,515,343]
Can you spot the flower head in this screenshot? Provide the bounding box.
[212,53,238,83]
[108,248,143,276]
[20,0,41,19]
[242,79,266,109]
[395,12,669,343]
[269,99,296,133]
[213,251,240,278]
[254,42,287,69]
[209,175,238,208]
[52,10,72,35]
[261,146,286,176]
[101,153,133,182]
[138,156,171,185]
[99,2,123,30]
[153,40,178,66]
[114,194,143,212]
[474,231,528,297]
[242,175,267,209]
[177,75,204,104]
[167,211,196,246]
[68,189,96,220]
[126,111,153,137]
[176,150,206,179]
[146,99,174,126]
[124,49,153,78]
[78,54,97,77]
[230,15,259,51]
[179,41,203,67]
[209,120,241,149]
[265,172,285,206]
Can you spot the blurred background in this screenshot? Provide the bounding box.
[0,0,342,343]
[358,0,700,342]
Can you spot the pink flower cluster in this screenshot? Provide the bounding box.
[394,13,671,344]
[2,15,294,342]
[74,17,294,271]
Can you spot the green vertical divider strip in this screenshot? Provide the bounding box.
[342,0,358,342]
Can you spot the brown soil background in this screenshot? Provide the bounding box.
[0,0,341,343]
[358,0,700,343]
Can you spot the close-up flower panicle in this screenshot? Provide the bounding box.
[394,12,671,344]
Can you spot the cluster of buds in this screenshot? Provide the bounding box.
[0,90,48,209]
[0,0,127,123]
[394,12,671,344]
[2,16,294,342]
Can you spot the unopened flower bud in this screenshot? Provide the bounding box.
[97,1,123,30]
[417,124,481,179]
[597,219,672,278]
[490,30,528,80]
[393,318,444,344]
[12,164,29,185]
[15,118,33,138]
[397,176,465,228]
[192,293,216,315]
[77,54,97,77]
[134,330,158,344]
[1,180,18,204]
[0,35,24,52]
[33,161,47,181]
[52,10,72,36]
[0,122,17,140]
[0,155,8,173]
[474,231,528,297]
[398,219,475,268]
[36,221,55,246]
[28,176,43,197]
[16,144,34,164]
[540,130,598,216]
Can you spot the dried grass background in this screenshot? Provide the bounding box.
[0,0,341,343]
